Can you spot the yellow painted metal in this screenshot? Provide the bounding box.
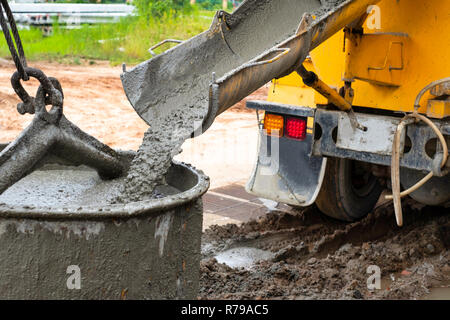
[268,58,316,106]
[301,70,353,111]
[268,0,450,118]
[346,33,408,87]
[427,99,450,119]
[306,117,314,133]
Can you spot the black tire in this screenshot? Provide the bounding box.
[315,157,383,221]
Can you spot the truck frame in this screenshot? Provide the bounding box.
[245,0,449,224]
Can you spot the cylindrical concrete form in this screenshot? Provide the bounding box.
[0,159,209,299]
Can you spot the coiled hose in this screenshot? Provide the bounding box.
[385,78,449,226]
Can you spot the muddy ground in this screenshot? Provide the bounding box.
[0,61,448,300]
[200,199,450,299]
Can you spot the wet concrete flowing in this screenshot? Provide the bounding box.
[116,0,347,202]
[114,102,206,202]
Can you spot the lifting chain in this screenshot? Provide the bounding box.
[0,0,61,118]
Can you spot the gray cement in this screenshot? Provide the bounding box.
[316,0,348,16]
[0,201,202,299]
[0,161,208,299]
[115,104,206,203]
[0,164,180,207]
[118,0,349,202]
[0,0,352,299]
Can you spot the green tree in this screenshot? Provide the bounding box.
[134,0,191,19]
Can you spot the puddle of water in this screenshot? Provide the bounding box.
[201,243,214,255]
[422,287,450,300]
[215,247,274,269]
[381,273,450,300]
[258,198,278,211]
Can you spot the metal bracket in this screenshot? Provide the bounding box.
[313,108,449,172]
[368,41,404,72]
[243,48,291,68]
[148,39,183,57]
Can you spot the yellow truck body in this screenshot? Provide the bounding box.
[269,0,449,117]
[246,0,449,222]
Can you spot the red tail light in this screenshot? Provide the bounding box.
[285,117,306,140]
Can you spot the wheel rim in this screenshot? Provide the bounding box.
[350,161,378,198]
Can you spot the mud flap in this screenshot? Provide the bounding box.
[246,127,326,207]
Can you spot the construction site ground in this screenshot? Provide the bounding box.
[0,60,448,300]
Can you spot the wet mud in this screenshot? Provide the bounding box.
[200,199,450,299]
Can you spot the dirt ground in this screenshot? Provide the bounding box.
[200,199,450,300]
[0,59,264,148]
[0,60,448,300]
[0,59,147,150]
[0,59,262,188]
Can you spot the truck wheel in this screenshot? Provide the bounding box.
[316,157,383,221]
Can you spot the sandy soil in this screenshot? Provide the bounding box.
[0,60,147,150]
[0,60,265,188]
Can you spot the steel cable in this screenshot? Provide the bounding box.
[0,0,28,80]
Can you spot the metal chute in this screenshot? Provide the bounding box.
[121,0,380,134]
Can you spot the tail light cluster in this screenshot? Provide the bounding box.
[263,113,307,140]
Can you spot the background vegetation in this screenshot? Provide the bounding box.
[0,1,220,65]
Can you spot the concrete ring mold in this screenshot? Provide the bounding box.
[0,149,209,299]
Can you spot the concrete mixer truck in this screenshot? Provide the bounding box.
[121,0,449,226]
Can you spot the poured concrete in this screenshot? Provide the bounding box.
[0,158,209,299]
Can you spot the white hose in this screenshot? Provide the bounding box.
[385,79,449,226]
